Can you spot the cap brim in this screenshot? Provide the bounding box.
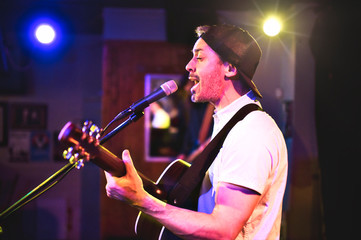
[239,71,263,98]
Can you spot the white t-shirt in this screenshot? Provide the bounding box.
[197,92,288,240]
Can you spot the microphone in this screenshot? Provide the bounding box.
[113,80,178,122]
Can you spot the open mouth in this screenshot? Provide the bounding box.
[188,75,199,96]
[190,81,199,95]
[188,75,199,84]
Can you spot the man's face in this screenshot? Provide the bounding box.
[185,38,227,106]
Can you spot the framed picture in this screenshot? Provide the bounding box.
[30,130,51,162]
[10,103,47,130]
[0,102,8,146]
[144,73,183,162]
[9,131,30,162]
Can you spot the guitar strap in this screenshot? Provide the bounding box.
[168,103,262,207]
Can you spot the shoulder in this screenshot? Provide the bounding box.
[221,109,286,168]
[230,109,282,141]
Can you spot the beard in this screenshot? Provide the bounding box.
[190,80,222,104]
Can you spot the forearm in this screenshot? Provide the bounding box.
[105,150,248,240]
[136,193,235,240]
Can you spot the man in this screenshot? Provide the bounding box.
[105,24,288,239]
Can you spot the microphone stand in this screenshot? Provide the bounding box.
[0,111,144,233]
[99,111,144,144]
[0,162,76,223]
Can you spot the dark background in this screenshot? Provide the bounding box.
[0,0,360,239]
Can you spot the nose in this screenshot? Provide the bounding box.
[185,58,194,73]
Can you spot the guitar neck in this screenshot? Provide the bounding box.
[58,122,166,200]
[91,145,166,200]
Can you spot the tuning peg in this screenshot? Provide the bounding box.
[82,120,101,145]
[75,159,85,169]
[68,152,80,164]
[82,120,92,133]
[89,124,100,137]
[63,147,74,160]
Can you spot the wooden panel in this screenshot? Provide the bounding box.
[100,40,190,239]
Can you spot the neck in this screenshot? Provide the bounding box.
[214,80,248,111]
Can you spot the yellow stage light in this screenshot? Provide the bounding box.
[263,17,282,37]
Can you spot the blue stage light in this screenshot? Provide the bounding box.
[35,24,56,44]
[28,17,61,50]
[16,9,74,61]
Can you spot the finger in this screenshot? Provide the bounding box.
[104,171,114,184]
[122,149,137,174]
[105,185,111,196]
[122,149,131,163]
[104,176,116,197]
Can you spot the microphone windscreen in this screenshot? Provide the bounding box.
[161,80,178,96]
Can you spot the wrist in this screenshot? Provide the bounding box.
[135,193,167,215]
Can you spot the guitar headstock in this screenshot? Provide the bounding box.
[58,121,101,169]
[58,121,126,176]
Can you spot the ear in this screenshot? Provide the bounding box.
[224,63,238,78]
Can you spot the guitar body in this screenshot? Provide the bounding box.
[135,159,196,240]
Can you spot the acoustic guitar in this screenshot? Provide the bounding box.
[58,121,196,240]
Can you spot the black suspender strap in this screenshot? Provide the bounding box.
[168,103,262,207]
